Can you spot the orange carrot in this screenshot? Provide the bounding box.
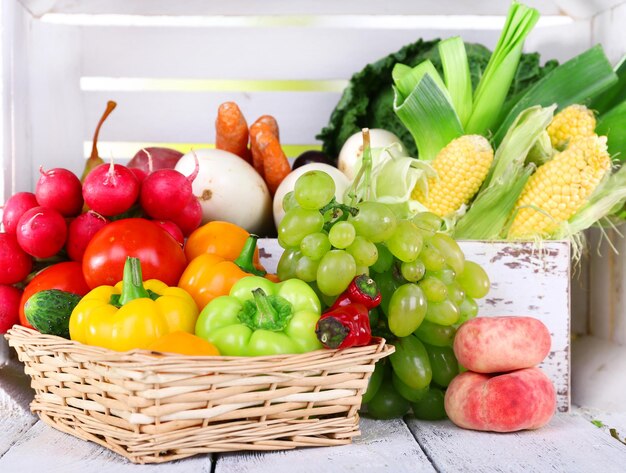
[215,102,252,163]
[255,130,291,196]
[249,115,280,177]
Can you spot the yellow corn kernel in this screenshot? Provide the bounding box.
[508,134,611,239]
[411,135,493,217]
[547,104,596,150]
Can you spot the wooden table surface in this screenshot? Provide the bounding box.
[2,358,626,473]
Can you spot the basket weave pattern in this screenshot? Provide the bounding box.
[6,326,393,464]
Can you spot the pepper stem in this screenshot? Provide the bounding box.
[315,317,349,349]
[355,274,379,299]
[234,235,266,277]
[238,288,293,332]
[118,257,151,305]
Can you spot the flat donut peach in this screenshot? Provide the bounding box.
[444,368,556,432]
[454,316,551,373]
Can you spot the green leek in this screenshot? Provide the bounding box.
[438,37,473,127]
[465,1,540,135]
[393,61,449,102]
[591,54,626,115]
[393,74,463,162]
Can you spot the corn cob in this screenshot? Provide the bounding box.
[411,135,493,217]
[507,134,611,239]
[547,104,596,150]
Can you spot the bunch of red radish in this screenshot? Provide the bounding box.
[0,154,202,333]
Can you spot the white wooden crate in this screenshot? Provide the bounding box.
[1,0,625,406]
[258,239,571,412]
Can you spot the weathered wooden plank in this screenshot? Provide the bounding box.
[406,413,626,473]
[215,417,434,473]
[576,407,626,446]
[0,420,214,471]
[0,358,37,456]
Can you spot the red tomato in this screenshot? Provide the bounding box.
[19,261,90,328]
[82,218,187,289]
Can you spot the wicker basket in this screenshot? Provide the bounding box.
[5,326,393,464]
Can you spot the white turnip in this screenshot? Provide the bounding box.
[16,206,67,258]
[140,153,199,220]
[0,233,33,284]
[66,211,110,262]
[2,192,38,234]
[175,149,272,235]
[36,166,84,217]
[82,160,140,216]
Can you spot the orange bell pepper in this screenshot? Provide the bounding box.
[184,220,261,263]
[147,331,220,356]
[178,235,277,310]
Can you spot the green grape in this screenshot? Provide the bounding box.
[355,265,370,276]
[457,296,479,325]
[411,211,443,236]
[368,307,380,327]
[371,243,393,273]
[456,260,490,298]
[401,259,426,282]
[282,191,299,212]
[293,170,336,210]
[418,276,448,303]
[420,241,446,271]
[388,283,427,337]
[362,360,386,404]
[347,236,378,267]
[349,202,397,243]
[278,207,324,247]
[366,377,410,420]
[424,343,459,388]
[295,255,320,282]
[277,248,302,280]
[414,320,456,347]
[411,387,447,420]
[316,250,356,296]
[446,282,465,305]
[430,233,465,275]
[371,269,402,316]
[392,371,429,403]
[328,221,356,249]
[300,232,331,260]
[389,335,432,390]
[425,300,460,326]
[385,219,423,262]
[426,267,456,285]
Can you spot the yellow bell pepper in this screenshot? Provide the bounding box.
[69,256,198,351]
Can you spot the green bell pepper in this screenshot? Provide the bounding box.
[195,275,323,356]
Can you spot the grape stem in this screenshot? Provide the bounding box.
[347,128,373,207]
[319,198,359,233]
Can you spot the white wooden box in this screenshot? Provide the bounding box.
[259,239,571,412]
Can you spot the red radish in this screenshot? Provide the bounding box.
[140,153,199,220]
[2,192,39,233]
[0,233,33,284]
[0,285,22,333]
[16,206,67,258]
[128,147,183,173]
[171,196,203,236]
[82,159,140,216]
[129,167,148,184]
[35,166,84,217]
[66,211,110,262]
[154,220,184,246]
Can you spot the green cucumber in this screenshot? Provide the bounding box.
[24,289,82,339]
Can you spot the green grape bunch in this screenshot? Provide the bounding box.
[276,129,491,421]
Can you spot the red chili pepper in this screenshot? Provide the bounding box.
[331,274,381,310]
[315,303,372,349]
